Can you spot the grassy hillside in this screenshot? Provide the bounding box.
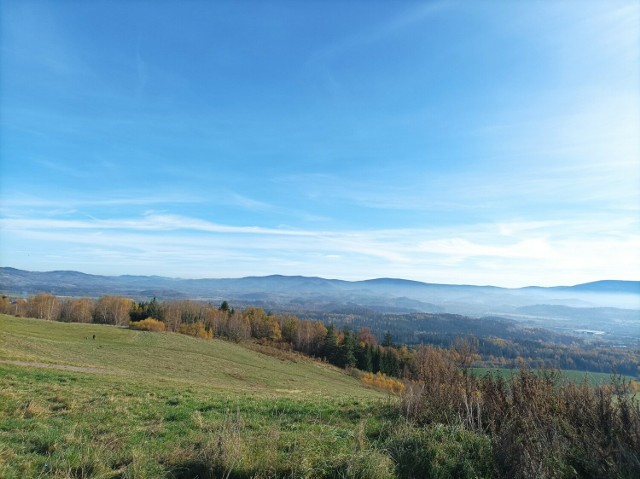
[1,315,403,478]
[3,314,636,478]
[0,314,380,399]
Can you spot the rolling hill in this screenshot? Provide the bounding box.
[0,314,378,399]
[0,314,390,477]
[2,268,638,332]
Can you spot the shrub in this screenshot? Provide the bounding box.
[362,372,405,395]
[129,318,166,332]
[178,321,213,339]
[399,363,640,478]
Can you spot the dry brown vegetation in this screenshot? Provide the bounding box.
[361,372,405,395]
[401,345,640,478]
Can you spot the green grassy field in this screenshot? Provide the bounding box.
[5,314,634,478]
[1,315,406,478]
[0,315,381,399]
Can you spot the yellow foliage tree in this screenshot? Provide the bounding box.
[178,321,213,339]
[130,318,166,332]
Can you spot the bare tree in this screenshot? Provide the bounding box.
[28,293,59,320]
[93,296,132,325]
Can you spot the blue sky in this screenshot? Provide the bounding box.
[1,1,639,286]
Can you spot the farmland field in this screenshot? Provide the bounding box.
[471,366,636,386]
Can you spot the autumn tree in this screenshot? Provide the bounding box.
[356,327,377,347]
[278,314,300,344]
[203,305,227,336]
[244,307,282,341]
[93,296,132,326]
[11,298,29,317]
[224,311,251,342]
[177,300,205,324]
[452,337,480,374]
[161,301,183,332]
[59,298,93,323]
[293,320,326,355]
[29,293,59,320]
[178,321,212,339]
[0,295,10,314]
[413,345,456,384]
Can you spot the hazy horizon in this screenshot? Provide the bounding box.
[1,1,639,288]
[3,265,640,292]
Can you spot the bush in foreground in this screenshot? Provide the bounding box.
[400,350,640,479]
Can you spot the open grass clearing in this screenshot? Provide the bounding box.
[0,315,381,399]
[0,315,402,477]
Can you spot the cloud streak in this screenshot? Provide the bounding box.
[3,212,638,286]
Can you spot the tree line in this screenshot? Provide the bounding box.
[2,293,638,378]
[0,294,411,376]
[301,310,640,377]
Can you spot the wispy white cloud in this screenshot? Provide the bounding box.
[2,194,205,210]
[2,212,638,286]
[225,193,275,212]
[0,214,313,236]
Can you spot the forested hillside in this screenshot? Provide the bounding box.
[3,293,638,377]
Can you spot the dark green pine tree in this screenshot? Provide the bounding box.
[382,331,394,348]
[355,341,369,371]
[219,300,233,316]
[147,297,162,320]
[380,349,389,375]
[342,330,357,369]
[386,350,400,377]
[372,346,382,373]
[323,324,340,366]
[364,344,373,372]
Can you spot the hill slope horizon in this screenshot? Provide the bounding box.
[2,266,638,293]
[2,267,639,326]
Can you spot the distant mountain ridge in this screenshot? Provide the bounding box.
[2,266,638,296]
[2,267,639,341]
[1,267,639,322]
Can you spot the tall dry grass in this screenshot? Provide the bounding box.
[401,345,640,478]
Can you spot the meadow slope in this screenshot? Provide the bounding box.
[0,315,381,399]
[1,315,401,479]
